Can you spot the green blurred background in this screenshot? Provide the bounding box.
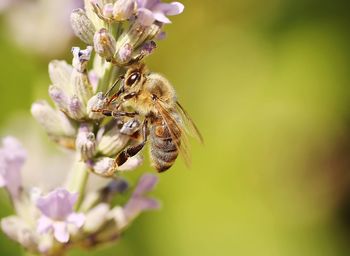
[1,0,350,255]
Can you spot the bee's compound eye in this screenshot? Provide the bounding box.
[126,72,140,86]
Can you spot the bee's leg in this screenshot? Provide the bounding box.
[115,119,148,167]
[105,77,125,104]
[98,109,138,118]
[123,92,138,100]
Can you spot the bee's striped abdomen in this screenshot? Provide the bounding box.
[150,121,180,172]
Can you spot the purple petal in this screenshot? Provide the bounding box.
[137,8,155,26]
[133,174,158,196]
[37,216,53,234]
[137,0,159,9]
[153,2,184,16]
[124,197,160,219]
[0,136,26,198]
[3,166,22,198]
[36,188,78,220]
[53,222,69,243]
[67,213,85,228]
[2,137,27,163]
[156,31,166,40]
[152,11,171,23]
[140,41,157,55]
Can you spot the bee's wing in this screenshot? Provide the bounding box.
[154,100,192,167]
[175,101,204,144]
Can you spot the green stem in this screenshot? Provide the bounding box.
[65,154,90,211]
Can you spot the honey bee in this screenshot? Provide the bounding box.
[97,63,203,172]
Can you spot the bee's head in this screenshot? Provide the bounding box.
[123,63,148,92]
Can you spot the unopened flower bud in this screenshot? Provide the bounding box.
[88,71,99,92]
[113,0,135,21]
[76,124,96,161]
[31,101,76,137]
[1,216,38,250]
[97,121,130,156]
[102,179,129,195]
[87,92,106,119]
[108,206,127,229]
[71,9,96,45]
[48,60,73,94]
[117,155,143,171]
[48,85,69,111]
[92,154,141,176]
[72,46,93,73]
[94,28,116,62]
[83,203,110,233]
[117,43,132,64]
[102,3,113,19]
[120,118,141,135]
[68,95,86,120]
[71,70,93,107]
[115,23,160,64]
[130,40,156,62]
[93,157,116,176]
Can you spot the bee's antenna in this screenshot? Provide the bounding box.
[104,76,124,98]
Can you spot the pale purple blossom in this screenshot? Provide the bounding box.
[36,188,85,243]
[109,174,159,229]
[136,0,184,26]
[123,174,160,220]
[0,137,26,198]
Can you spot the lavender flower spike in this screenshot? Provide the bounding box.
[0,136,26,198]
[36,188,85,243]
[136,0,184,26]
[1,0,183,252]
